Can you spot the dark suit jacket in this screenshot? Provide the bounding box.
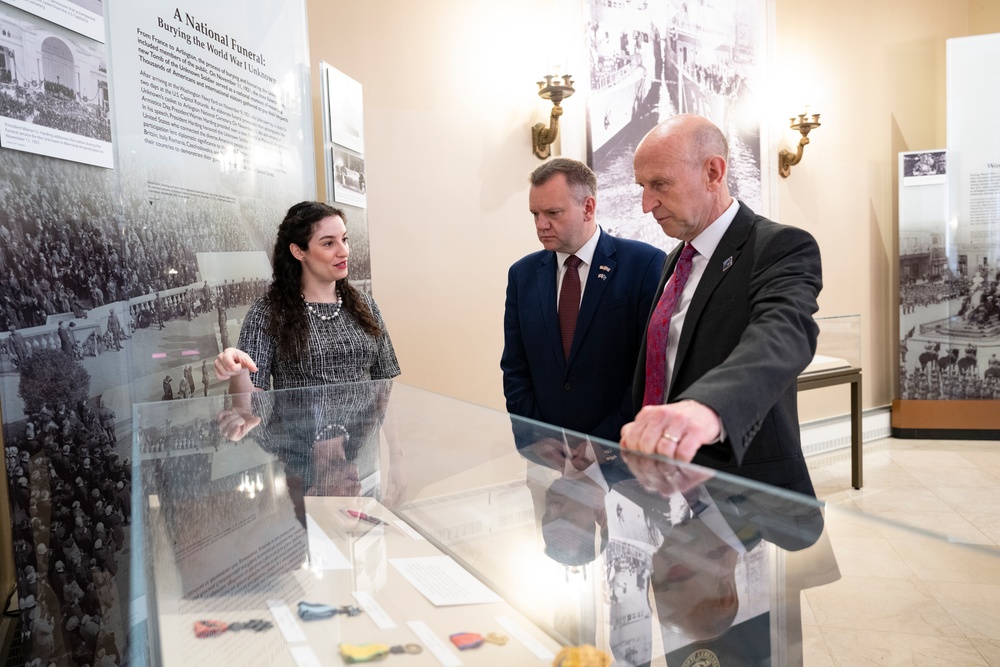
[503,229,666,442]
[632,203,822,495]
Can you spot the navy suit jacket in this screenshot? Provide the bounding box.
[632,203,822,495]
[503,229,666,442]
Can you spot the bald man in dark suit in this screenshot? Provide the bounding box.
[622,115,822,496]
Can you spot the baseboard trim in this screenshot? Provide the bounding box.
[800,406,891,458]
[891,427,1000,440]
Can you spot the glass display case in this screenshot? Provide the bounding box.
[798,315,863,488]
[132,381,997,666]
[802,314,861,374]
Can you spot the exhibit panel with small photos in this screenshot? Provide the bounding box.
[132,381,1000,666]
[892,33,1000,438]
[0,0,317,664]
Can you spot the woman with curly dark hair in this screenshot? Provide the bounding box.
[214,201,399,393]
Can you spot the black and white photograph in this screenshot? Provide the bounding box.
[0,3,111,167]
[0,1,315,663]
[323,62,364,153]
[897,143,1000,402]
[1,0,105,42]
[585,0,767,251]
[330,144,367,209]
[898,224,1000,401]
[334,201,373,291]
[902,149,947,185]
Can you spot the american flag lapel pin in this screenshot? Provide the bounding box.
[597,273,607,280]
[598,265,611,280]
[722,256,734,272]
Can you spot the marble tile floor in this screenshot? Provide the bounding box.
[802,437,1000,665]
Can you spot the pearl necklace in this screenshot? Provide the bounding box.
[315,423,350,442]
[303,290,342,321]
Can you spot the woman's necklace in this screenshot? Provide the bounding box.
[303,290,342,321]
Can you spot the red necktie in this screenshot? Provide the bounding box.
[643,243,698,406]
[558,255,583,360]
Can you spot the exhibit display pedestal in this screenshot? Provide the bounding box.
[798,367,863,488]
[891,399,1000,439]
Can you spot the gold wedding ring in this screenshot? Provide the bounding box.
[660,432,680,443]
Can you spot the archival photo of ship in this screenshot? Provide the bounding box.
[585,0,767,250]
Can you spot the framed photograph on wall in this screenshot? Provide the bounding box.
[323,62,364,153]
[320,61,368,209]
[0,4,112,167]
[329,144,367,208]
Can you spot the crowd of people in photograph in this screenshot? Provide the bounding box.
[0,81,111,142]
[139,446,270,566]
[900,266,1000,324]
[588,23,651,91]
[899,357,1000,399]
[898,263,1000,399]
[3,398,129,666]
[1,276,270,373]
[137,417,220,456]
[957,265,1000,327]
[899,278,958,314]
[899,334,1000,400]
[0,156,290,665]
[0,151,277,333]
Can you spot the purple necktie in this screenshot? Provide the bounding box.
[643,243,698,406]
[558,255,583,360]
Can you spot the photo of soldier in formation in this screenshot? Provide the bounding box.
[898,229,1000,400]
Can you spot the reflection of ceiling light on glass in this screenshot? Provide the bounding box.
[238,472,264,499]
[303,556,324,580]
[216,145,245,174]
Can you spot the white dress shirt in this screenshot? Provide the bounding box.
[556,226,601,309]
[664,198,739,387]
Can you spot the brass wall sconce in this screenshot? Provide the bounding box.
[778,111,821,178]
[532,74,575,160]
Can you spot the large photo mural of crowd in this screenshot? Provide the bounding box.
[0,143,291,667]
[0,0,321,664]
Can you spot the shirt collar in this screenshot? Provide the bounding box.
[557,225,601,267]
[689,198,738,260]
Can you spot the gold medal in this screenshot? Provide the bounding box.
[552,645,613,667]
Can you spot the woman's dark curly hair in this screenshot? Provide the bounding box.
[265,201,382,361]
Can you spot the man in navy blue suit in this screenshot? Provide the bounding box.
[502,158,666,443]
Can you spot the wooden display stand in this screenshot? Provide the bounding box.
[798,367,863,489]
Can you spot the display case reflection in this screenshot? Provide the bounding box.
[138,380,392,601]
[511,434,834,665]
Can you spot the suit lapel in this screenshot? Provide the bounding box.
[670,204,755,390]
[535,252,564,368]
[567,231,616,367]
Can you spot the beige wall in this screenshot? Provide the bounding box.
[308,1,998,421]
